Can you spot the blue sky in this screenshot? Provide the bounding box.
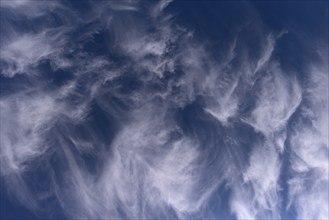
[0,0,328,219]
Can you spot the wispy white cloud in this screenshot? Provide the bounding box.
[151,0,174,17]
[0,0,61,17]
[0,94,59,174]
[0,27,71,77]
[1,35,50,76]
[1,1,327,220]
[242,63,302,137]
[288,51,328,219]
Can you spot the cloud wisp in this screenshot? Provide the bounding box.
[0,1,327,219]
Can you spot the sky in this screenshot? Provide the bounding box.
[0,0,328,219]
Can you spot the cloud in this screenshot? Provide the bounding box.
[0,94,59,174]
[242,62,302,137]
[151,0,174,17]
[230,141,281,219]
[0,0,61,17]
[1,31,60,77]
[288,52,329,219]
[0,1,327,220]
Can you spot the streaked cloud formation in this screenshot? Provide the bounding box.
[0,0,328,219]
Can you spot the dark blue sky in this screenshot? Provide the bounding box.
[0,0,328,219]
